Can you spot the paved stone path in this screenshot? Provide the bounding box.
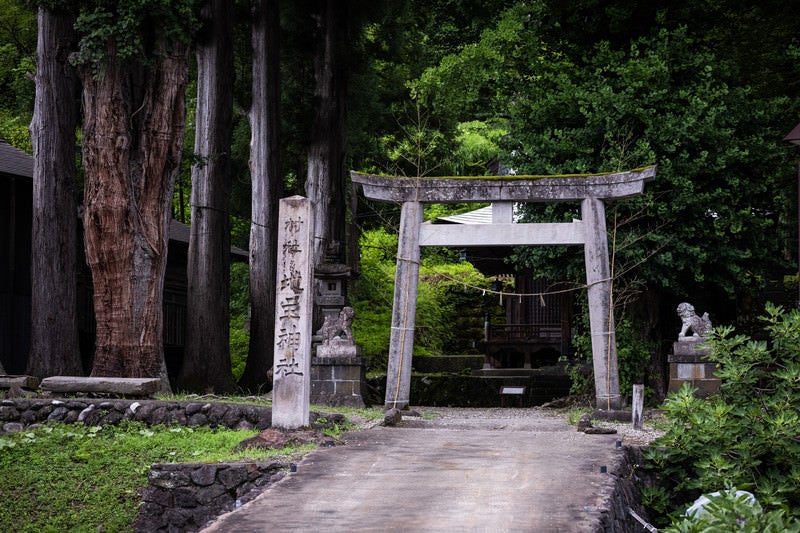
[202,410,628,532]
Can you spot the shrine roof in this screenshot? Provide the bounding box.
[0,139,33,179]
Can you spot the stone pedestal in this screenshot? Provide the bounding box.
[667,338,720,396]
[310,355,366,407]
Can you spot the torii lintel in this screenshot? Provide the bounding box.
[350,166,655,203]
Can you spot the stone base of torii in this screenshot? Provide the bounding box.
[351,167,656,411]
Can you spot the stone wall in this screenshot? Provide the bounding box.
[598,446,656,533]
[134,461,288,532]
[365,372,571,407]
[411,355,484,374]
[0,398,273,432]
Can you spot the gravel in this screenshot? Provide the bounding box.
[351,405,665,447]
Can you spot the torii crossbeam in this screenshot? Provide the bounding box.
[351,166,656,411]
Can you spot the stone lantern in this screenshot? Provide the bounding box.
[310,262,365,407]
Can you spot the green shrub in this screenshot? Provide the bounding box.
[642,303,800,528]
[568,301,654,402]
[229,262,249,379]
[665,489,800,533]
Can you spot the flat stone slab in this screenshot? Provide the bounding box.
[0,375,41,389]
[40,376,160,396]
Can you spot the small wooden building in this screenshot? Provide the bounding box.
[0,140,246,377]
[0,140,33,373]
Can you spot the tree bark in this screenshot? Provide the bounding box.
[27,6,82,378]
[305,0,348,265]
[178,0,237,393]
[239,0,282,392]
[81,38,189,392]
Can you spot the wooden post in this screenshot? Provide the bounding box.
[632,384,644,430]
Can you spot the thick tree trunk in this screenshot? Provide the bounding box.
[178,0,236,393]
[81,39,189,391]
[305,0,348,265]
[27,7,82,378]
[239,0,282,392]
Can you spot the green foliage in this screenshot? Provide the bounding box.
[614,317,654,397]
[346,1,510,176]
[0,421,291,532]
[413,2,549,122]
[0,108,31,152]
[642,304,800,528]
[375,102,453,177]
[452,120,507,176]
[350,228,398,368]
[509,25,791,300]
[229,262,249,380]
[351,227,493,371]
[0,0,35,112]
[566,296,653,402]
[412,2,797,319]
[73,0,201,76]
[0,0,34,150]
[417,257,491,355]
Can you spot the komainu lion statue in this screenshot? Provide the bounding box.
[321,306,355,346]
[676,302,712,339]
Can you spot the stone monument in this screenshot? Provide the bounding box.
[272,196,314,429]
[668,302,720,395]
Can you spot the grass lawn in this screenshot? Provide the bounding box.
[0,421,307,532]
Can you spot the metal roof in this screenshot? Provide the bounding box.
[432,204,523,225]
[436,205,494,224]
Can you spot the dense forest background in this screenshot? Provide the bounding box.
[2,0,799,398]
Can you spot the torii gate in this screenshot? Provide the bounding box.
[351,166,656,411]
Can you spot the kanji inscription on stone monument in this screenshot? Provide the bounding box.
[272,196,314,429]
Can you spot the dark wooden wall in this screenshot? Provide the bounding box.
[0,174,32,373]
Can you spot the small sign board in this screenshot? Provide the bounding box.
[500,385,526,407]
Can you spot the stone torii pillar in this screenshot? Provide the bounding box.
[581,197,619,410]
[385,201,423,409]
[351,167,656,411]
